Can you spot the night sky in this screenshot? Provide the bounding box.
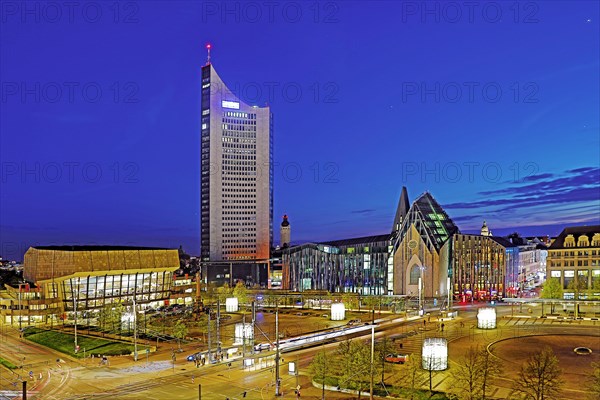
[1,1,599,261]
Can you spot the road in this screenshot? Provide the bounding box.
[1,303,599,399]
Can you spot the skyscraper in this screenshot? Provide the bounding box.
[200,51,273,262]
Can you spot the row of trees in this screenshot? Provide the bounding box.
[542,277,600,307]
[311,343,600,400]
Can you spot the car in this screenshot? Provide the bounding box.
[385,354,409,364]
[347,319,362,326]
[219,315,232,320]
[187,352,208,362]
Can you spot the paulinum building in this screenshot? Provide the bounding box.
[392,192,520,301]
[283,187,522,300]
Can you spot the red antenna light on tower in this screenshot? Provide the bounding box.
[206,43,212,64]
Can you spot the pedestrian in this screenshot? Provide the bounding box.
[423,319,426,327]
[441,323,445,332]
[399,342,403,349]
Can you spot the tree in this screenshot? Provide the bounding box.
[341,293,359,311]
[336,339,373,399]
[588,362,600,400]
[396,353,424,400]
[541,278,563,313]
[233,281,248,308]
[511,347,563,400]
[362,295,379,323]
[587,279,600,300]
[310,350,328,400]
[567,278,587,301]
[375,337,394,385]
[173,319,188,351]
[449,347,482,400]
[478,347,502,400]
[97,306,110,334]
[449,346,502,400]
[215,283,232,304]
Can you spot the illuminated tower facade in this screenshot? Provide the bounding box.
[200,49,273,262]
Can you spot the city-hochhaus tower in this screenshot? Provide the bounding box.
[200,57,273,262]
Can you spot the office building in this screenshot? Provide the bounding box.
[200,57,273,263]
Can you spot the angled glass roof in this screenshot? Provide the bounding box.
[394,192,459,253]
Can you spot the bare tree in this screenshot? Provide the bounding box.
[396,353,425,400]
[511,347,563,400]
[478,347,502,400]
[450,346,502,400]
[449,347,482,400]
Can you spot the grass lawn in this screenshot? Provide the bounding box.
[0,357,18,369]
[24,328,148,358]
[313,377,449,399]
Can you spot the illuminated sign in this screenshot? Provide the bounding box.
[222,100,240,109]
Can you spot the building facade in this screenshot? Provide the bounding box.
[392,192,458,298]
[200,61,273,262]
[282,234,391,294]
[546,225,600,298]
[0,246,179,325]
[450,234,519,301]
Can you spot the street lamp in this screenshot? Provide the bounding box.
[133,296,138,361]
[73,282,78,353]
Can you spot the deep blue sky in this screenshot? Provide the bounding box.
[1,1,599,260]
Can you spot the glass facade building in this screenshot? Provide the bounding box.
[282,235,391,294]
[0,246,181,325]
[62,272,173,311]
[450,234,518,300]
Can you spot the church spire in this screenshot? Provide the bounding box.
[392,186,410,233]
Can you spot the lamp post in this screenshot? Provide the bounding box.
[73,285,78,353]
[369,325,375,400]
[133,296,138,361]
[418,277,423,316]
[419,265,426,315]
[275,304,281,396]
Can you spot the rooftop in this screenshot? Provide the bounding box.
[548,225,600,249]
[320,234,392,247]
[32,245,174,252]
